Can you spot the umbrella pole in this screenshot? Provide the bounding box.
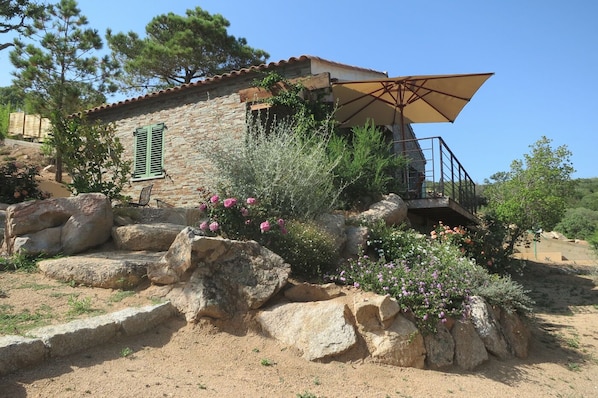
[399,107,409,193]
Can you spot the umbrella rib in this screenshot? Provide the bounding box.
[338,83,400,124]
[402,79,471,122]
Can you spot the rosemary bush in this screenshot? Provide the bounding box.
[200,115,341,220]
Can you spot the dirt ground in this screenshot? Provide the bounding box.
[0,240,596,398]
[1,140,598,397]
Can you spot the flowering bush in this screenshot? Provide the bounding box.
[429,217,515,275]
[330,227,533,333]
[197,190,286,242]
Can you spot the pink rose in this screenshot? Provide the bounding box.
[277,218,285,227]
[210,195,219,204]
[260,220,270,233]
[209,221,219,232]
[246,197,257,205]
[199,221,208,231]
[199,203,208,212]
[223,198,237,208]
[241,207,249,217]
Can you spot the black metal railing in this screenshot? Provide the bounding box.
[395,136,477,214]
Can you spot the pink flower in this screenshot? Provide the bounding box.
[199,203,208,212]
[223,198,237,208]
[246,197,257,205]
[277,218,285,228]
[240,207,249,217]
[209,221,219,232]
[210,195,219,204]
[260,221,270,233]
[280,227,288,235]
[199,221,209,231]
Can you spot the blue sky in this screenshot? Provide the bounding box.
[1,0,596,183]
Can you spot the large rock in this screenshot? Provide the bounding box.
[112,223,185,251]
[452,320,489,370]
[343,225,369,258]
[2,193,113,256]
[112,207,202,227]
[38,251,161,289]
[424,323,455,369]
[500,310,531,359]
[151,228,291,320]
[316,213,347,254]
[469,296,511,360]
[353,291,401,330]
[284,282,343,302]
[356,193,408,226]
[256,301,357,361]
[360,313,426,368]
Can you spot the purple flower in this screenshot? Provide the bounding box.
[277,218,285,227]
[210,195,219,204]
[223,198,237,208]
[209,221,219,232]
[353,282,360,288]
[260,220,271,233]
[199,221,208,231]
[199,203,208,212]
[246,197,257,205]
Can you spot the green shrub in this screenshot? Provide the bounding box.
[200,115,341,219]
[471,273,534,315]
[328,121,408,210]
[555,207,598,240]
[589,230,598,254]
[0,252,40,272]
[266,219,339,280]
[57,117,131,201]
[0,162,47,204]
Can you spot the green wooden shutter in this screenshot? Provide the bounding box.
[132,123,165,180]
[148,123,164,177]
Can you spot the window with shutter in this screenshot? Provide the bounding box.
[132,123,165,180]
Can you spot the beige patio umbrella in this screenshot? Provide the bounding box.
[331,72,494,135]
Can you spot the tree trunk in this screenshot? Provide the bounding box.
[55,153,63,183]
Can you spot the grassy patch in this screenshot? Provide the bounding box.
[109,290,136,303]
[67,295,102,317]
[0,303,54,334]
[15,282,56,291]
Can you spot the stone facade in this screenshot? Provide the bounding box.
[87,56,388,207]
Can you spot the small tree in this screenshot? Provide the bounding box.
[483,136,576,254]
[57,116,131,201]
[9,0,119,182]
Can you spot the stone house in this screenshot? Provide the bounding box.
[85,55,421,208]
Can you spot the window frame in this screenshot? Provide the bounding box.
[132,123,165,181]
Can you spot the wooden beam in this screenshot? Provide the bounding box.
[239,72,331,103]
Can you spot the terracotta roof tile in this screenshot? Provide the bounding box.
[84,55,383,115]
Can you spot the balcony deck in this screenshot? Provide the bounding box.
[396,136,479,228]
